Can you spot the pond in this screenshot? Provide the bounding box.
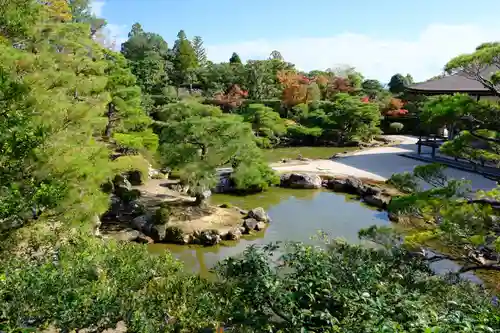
[261,146,358,162]
[148,187,390,276]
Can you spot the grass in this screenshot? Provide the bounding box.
[261,146,359,163]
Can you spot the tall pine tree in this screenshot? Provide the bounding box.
[172,30,198,93]
[192,35,207,67]
[103,49,158,154]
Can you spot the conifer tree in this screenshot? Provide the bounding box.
[172,30,198,92]
[229,52,242,64]
[192,35,207,67]
[102,49,158,153]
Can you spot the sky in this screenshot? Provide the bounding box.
[91,0,500,82]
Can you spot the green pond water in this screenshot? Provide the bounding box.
[148,188,391,276]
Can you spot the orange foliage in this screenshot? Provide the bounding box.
[327,77,354,96]
[388,98,404,110]
[212,84,248,111]
[277,70,312,108]
[382,98,406,116]
[315,75,330,87]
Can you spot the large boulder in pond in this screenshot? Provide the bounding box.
[242,218,258,234]
[196,229,221,246]
[363,193,391,209]
[344,176,366,195]
[247,207,270,222]
[325,178,347,192]
[280,173,322,189]
[130,214,153,234]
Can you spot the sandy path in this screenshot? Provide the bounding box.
[272,135,497,190]
[272,135,417,181]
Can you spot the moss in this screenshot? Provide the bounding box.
[120,189,141,203]
[154,206,171,225]
[164,226,185,243]
[111,155,149,184]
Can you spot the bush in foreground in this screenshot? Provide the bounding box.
[2,227,500,332]
[0,232,220,332]
[215,240,500,332]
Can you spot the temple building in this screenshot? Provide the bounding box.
[406,65,499,102]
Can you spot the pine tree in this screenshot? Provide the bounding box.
[269,50,283,61]
[121,23,171,105]
[0,0,114,226]
[229,52,242,65]
[172,30,198,91]
[103,49,158,153]
[192,35,207,67]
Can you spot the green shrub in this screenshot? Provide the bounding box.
[243,99,282,115]
[215,239,500,332]
[154,206,171,225]
[387,172,420,193]
[111,155,149,185]
[389,122,404,133]
[0,234,221,332]
[120,189,141,203]
[232,162,279,192]
[164,226,185,244]
[113,129,159,153]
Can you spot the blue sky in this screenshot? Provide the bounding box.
[92,0,500,81]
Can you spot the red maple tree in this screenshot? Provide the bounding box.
[277,70,311,108]
[212,84,248,111]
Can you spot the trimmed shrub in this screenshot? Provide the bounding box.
[389,122,404,133]
[154,206,171,225]
[111,155,149,185]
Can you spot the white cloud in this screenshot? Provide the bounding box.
[205,24,500,82]
[105,23,128,50]
[90,0,105,17]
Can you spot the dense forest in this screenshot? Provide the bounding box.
[1,0,500,332]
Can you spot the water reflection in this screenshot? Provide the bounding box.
[149,188,390,276]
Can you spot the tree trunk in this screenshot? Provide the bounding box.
[104,103,115,138]
[194,193,208,208]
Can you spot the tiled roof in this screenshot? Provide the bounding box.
[407,65,498,93]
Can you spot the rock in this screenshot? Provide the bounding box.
[127,170,143,185]
[243,218,259,233]
[225,227,242,240]
[239,209,248,215]
[108,229,141,242]
[163,226,186,244]
[363,194,391,209]
[326,178,346,192]
[92,215,102,237]
[131,215,152,234]
[344,176,365,194]
[255,222,266,231]
[363,185,382,197]
[198,189,212,200]
[151,223,167,242]
[280,173,322,189]
[388,212,410,224]
[102,321,127,333]
[197,230,221,246]
[127,199,145,217]
[136,234,154,244]
[169,183,190,194]
[113,175,132,198]
[247,207,269,222]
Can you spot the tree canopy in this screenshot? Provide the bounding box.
[445,42,500,97]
